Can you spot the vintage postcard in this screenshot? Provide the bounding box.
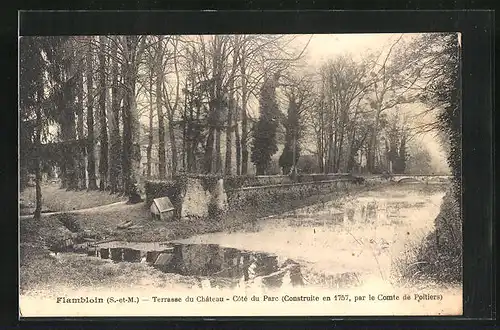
[19,32,463,317]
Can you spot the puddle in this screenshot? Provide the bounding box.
[63,241,343,289]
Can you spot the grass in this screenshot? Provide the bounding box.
[20,184,126,214]
[391,227,435,287]
[20,244,200,295]
[391,187,462,286]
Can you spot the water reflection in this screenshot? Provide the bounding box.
[72,186,444,291]
[89,242,306,289]
[286,198,426,228]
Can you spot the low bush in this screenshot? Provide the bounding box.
[395,187,462,284]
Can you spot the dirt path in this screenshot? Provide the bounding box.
[19,201,131,220]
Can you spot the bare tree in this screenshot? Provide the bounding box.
[75,40,87,190]
[278,72,315,176]
[162,36,182,177]
[120,35,147,202]
[364,35,422,172]
[156,36,167,179]
[224,35,241,176]
[109,36,122,193]
[237,34,310,174]
[85,37,98,190]
[98,36,109,190]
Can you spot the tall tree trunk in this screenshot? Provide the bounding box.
[326,126,334,174]
[98,36,109,190]
[215,128,222,174]
[317,108,325,173]
[34,88,43,220]
[336,128,345,172]
[109,38,122,193]
[60,79,78,190]
[240,56,249,175]
[156,38,166,179]
[166,36,179,177]
[241,105,249,174]
[332,115,339,173]
[182,82,190,171]
[121,87,130,195]
[396,133,407,174]
[225,100,233,176]
[191,101,202,172]
[234,102,241,176]
[122,36,143,203]
[346,129,357,172]
[204,127,215,174]
[76,63,87,190]
[146,67,153,179]
[316,133,323,173]
[86,39,98,190]
[367,108,381,173]
[168,119,177,176]
[225,39,239,176]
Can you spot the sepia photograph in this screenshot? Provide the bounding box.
[19,32,463,317]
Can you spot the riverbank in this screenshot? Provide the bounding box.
[20,184,127,215]
[19,183,384,294]
[20,182,455,309]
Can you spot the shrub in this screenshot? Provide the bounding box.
[396,187,462,284]
[415,188,462,283]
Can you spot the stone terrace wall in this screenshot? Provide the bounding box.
[223,173,360,190]
[146,174,369,220]
[145,174,228,219]
[226,178,365,211]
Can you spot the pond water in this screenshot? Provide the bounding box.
[175,184,447,285]
[67,184,447,290]
[76,241,305,290]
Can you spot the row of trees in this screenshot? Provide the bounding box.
[257,33,458,177]
[19,35,307,214]
[20,33,460,218]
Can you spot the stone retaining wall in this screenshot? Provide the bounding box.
[145,174,367,220]
[226,179,363,211]
[145,173,449,220]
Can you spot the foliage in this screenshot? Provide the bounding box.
[416,189,462,283]
[223,175,257,190]
[251,77,280,175]
[279,98,301,174]
[406,141,433,174]
[19,37,45,191]
[398,33,462,284]
[296,154,320,174]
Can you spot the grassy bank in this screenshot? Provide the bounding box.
[20,244,200,296]
[392,186,462,285]
[20,184,126,215]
